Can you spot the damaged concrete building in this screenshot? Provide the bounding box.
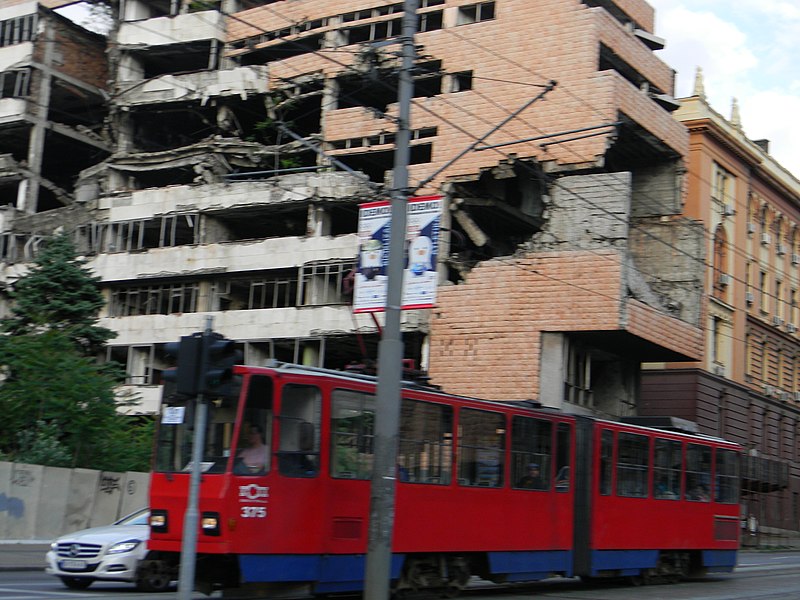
[0,0,699,417]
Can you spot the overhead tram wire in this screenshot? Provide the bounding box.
[43,3,729,350]
[197,2,748,309]
[130,2,789,353]
[428,7,770,274]
[110,2,773,304]
[86,3,765,355]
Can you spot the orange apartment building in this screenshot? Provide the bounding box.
[641,71,799,542]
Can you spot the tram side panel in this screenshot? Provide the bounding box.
[579,421,740,579]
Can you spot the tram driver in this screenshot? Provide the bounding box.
[236,423,270,474]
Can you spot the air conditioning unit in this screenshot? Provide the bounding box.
[745,291,755,304]
[747,222,757,234]
[787,323,797,333]
[794,392,800,402]
[778,244,787,256]
[792,254,800,265]
[723,203,735,216]
[772,316,783,327]
[762,232,772,245]
[712,365,725,376]
[718,273,731,286]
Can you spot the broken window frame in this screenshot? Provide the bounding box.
[249,275,300,309]
[0,14,36,48]
[109,282,200,316]
[418,10,444,33]
[0,233,45,263]
[565,342,594,407]
[0,68,31,99]
[75,214,198,254]
[299,260,355,307]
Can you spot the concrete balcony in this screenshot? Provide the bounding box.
[115,66,269,107]
[98,174,371,221]
[0,98,27,125]
[118,10,225,47]
[89,233,359,282]
[0,42,32,71]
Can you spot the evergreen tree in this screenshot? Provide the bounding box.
[2,233,115,356]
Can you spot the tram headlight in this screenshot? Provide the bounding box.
[201,512,221,536]
[150,510,168,533]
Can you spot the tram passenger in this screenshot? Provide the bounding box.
[516,463,546,490]
[235,424,269,474]
[688,484,710,502]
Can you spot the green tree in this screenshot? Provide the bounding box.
[0,234,152,471]
[2,233,115,356]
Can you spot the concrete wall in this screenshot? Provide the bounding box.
[0,461,149,541]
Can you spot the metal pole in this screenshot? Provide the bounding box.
[364,1,417,598]
[177,317,214,600]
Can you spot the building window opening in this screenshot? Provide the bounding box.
[456,1,496,25]
[565,343,593,407]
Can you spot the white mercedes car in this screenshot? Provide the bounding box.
[45,508,169,592]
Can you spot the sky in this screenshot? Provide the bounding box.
[648,0,800,178]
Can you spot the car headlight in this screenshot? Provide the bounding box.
[107,539,141,554]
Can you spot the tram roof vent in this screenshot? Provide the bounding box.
[620,416,699,434]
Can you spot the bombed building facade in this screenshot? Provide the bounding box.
[0,0,797,536]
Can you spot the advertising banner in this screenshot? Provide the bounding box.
[353,195,443,313]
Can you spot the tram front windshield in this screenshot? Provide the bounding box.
[154,375,272,474]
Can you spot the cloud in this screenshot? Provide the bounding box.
[650,1,800,177]
[740,91,800,176]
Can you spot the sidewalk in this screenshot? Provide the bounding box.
[0,542,49,572]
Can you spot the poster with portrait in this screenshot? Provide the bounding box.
[353,195,443,313]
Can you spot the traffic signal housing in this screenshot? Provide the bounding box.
[203,333,241,393]
[163,334,203,396]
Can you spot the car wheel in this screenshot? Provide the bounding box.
[135,560,172,592]
[59,576,93,590]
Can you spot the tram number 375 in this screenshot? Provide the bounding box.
[241,506,267,518]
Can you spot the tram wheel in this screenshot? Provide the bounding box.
[135,559,172,592]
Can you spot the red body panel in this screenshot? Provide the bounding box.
[149,365,740,569]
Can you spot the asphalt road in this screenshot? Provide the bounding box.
[1,547,800,599]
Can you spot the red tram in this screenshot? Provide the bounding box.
[143,362,741,595]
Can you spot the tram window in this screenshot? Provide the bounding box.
[653,439,682,500]
[599,429,613,495]
[278,385,321,477]
[458,408,505,487]
[398,399,453,484]
[686,443,712,502]
[155,374,246,474]
[715,448,740,504]
[331,389,375,479]
[510,416,551,490]
[234,375,273,475]
[616,433,649,498]
[555,423,571,492]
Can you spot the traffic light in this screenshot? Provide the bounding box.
[163,334,203,396]
[202,333,241,393]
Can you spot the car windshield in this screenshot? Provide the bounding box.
[114,509,149,526]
